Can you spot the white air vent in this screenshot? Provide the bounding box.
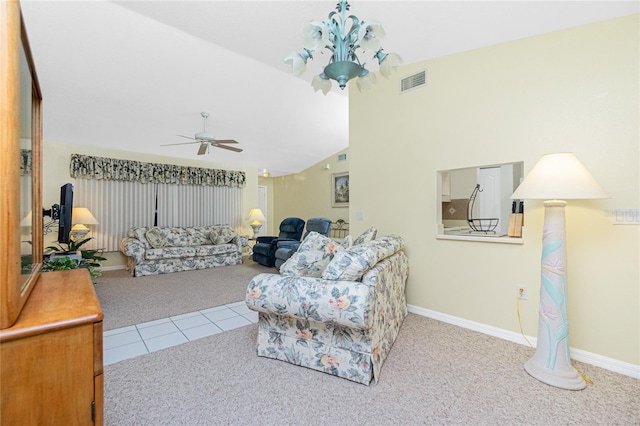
[337,153,347,161]
[400,70,427,93]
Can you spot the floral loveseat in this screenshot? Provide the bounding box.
[245,231,408,385]
[120,225,246,277]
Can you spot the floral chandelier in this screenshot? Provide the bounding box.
[285,0,402,95]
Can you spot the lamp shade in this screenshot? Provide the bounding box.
[20,211,32,227]
[72,207,99,225]
[511,153,609,200]
[245,208,266,223]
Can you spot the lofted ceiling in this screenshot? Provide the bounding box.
[20,1,638,176]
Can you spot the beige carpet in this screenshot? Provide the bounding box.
[95,259,271,330]
[104,314,640,425]
[98,259,639,424]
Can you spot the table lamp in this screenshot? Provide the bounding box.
[70,207,99,241]
[246,208,266,239]
[511,152,608,390]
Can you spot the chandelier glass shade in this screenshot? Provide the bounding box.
[285,0,402,94]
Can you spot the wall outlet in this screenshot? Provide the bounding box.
[518,286,527,300]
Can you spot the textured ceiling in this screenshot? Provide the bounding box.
[20,1,638,176]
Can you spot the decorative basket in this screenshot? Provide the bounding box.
[467,184,499,234]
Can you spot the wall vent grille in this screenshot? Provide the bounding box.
[401,70,427,93]
[337,153,347,161]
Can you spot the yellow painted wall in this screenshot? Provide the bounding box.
[349,16,639,365]
[42,141,258,267]
[270,148,349,230]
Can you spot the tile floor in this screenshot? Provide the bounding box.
[103,301,258,366]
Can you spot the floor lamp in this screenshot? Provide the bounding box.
[511,153,608,390]
[245,208,266,239]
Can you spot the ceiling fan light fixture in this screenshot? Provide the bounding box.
[195,132,215,141]
[160,111,242,155]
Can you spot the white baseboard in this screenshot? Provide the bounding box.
[99,265,126,272]
[407,304,640,380]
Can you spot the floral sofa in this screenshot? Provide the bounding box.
[120,225,246,277]
[245,231,408,385]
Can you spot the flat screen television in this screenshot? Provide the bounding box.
[57,183,73,244]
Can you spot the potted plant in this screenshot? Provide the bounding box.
[43,237,106,280]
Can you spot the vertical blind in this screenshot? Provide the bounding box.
[74,178,243,252]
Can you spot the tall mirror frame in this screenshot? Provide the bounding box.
[1,0,43,329]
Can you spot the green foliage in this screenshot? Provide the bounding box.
[44,237,106,280]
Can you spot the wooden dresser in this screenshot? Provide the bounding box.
[0,269,104,425]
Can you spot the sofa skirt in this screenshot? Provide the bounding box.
[255,311,406,385]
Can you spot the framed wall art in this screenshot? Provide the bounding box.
[331,172,349,207]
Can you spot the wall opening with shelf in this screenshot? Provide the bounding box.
[437,161,524,243]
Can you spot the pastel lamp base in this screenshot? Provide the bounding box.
[70,225,90,241]
[525,200,586,391]
[524,357,586,390]
[250,222,262,239]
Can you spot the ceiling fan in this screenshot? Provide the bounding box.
[161,112,242,155]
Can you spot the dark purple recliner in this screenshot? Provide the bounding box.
[273,217,332,270]
[251,217,305,267]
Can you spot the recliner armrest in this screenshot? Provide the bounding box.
[275,239,301,250]
[256,236,277,244]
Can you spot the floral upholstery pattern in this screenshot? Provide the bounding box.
[211,226,237,245]
[339,235,352,249]
[352,226,377,246]
[279,232,344,278]
[145,228,167,248]
[322,235,404,282]
[120,225,246,277]
[246,236,409,385]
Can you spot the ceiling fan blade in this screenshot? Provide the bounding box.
[160,141,201,146]
[197,143,208,155]
[214,139,239,144]
[177,134,197,140]
[213,144,243,153]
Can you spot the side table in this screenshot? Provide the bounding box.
[242,236,257,257]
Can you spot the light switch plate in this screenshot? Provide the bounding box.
[612,209,640,225]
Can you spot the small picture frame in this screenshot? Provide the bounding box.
[331,172,349,207]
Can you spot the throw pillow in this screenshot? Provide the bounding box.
[280,231,344,278]
[321,235,404,281]
[145,227,167,249]
[340,235,352,249]
[352,227,377,246]
[210,226,237,245]
[129,227,151,249]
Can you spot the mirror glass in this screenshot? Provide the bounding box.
[19,38,34,283]
[438,162,524,236]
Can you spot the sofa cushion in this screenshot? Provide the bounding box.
[145,246,197,260]
[195,244,237,256]
[353,227,377,246]
[185,227,211,246]
[163,228,193,247]
[339,235,352,249]
[280,232,344,278]
[129,227,151,249]
[321,235,404,281]
[210,225,237,245]
[145,227,167,249]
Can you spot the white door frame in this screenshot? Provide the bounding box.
[258,185,267,237]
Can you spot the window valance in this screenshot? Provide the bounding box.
[69,154,246,188]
